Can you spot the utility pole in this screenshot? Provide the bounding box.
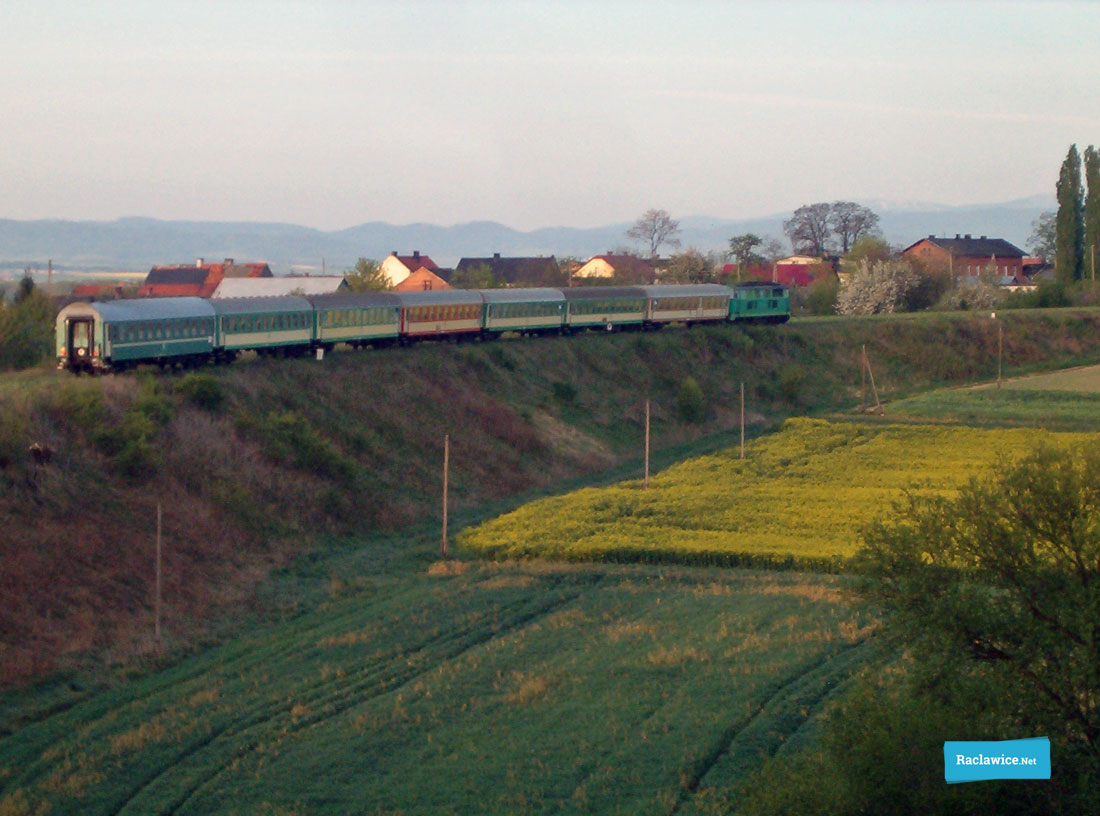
[441,434,450,557]
[740,382,745,459]
[643,399,650,489]
[155,503,162,651]
[995,314,1003,389]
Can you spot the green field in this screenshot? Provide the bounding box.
[886,365,1100,429]
[0,554,873,816]
[458,418,1097,569]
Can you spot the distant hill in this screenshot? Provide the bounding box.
[0,196,1053,273]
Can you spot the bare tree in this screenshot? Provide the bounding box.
[1028,210,1056,261]
[626,209,681,259]
[828,201,880,254]
[783,203,832,256]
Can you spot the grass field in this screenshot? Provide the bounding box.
[886,364,1100,429]
[458,418,1099,570]
[0,553,875,816]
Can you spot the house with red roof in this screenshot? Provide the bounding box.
[137,258,272,297]
[394,266,453,291]
[380,251,441,287]
[573,254,657,284]
[902,235,1025,279]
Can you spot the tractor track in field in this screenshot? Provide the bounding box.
[668,637,876,815]
[0,585,419,790]
[108,576,600,816]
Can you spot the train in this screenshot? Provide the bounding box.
[55,282,790,374]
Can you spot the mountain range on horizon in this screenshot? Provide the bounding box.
[0,195,1054,274]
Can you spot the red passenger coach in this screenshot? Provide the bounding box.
[395,290,484,340]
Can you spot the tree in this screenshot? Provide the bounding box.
[665,249,717,284]
[1055,144,1084,282]
[1085,145,1100,279]
[0,277,54,370]
[843,236,892,267]
[451,262,500,289]
[626,208,681,259]
[728,233,764,278]
[827,201,880,254]
[835,258,920,315]
[344,258,389,291]
[857,444,1100,765]
[1028,210,1057,261]
[783,203,832,256]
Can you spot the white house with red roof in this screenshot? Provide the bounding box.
[380,251,441,287]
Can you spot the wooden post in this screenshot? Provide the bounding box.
[441,434,450,557]
[863,346,883,415]
[155,502,162,650]
[740,382,745,460]
[643,399,650,489]
[860,345,867,412]
[997,320,1003,389]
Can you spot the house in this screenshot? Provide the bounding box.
[573,254,657,284]
[380,251,441,288]
[902,235,1025,279]
[393,267,453,292]
[211,276,348,298]
[138,258,272,297]
[454,254,565,287]
[726,256,831,287]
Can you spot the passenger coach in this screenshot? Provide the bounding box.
[56,297,215,373]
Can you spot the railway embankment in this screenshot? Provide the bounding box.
[3,307,1100,685]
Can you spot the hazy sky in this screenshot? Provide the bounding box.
[3,0,1098,230]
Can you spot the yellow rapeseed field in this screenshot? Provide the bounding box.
[458,418,1100,570]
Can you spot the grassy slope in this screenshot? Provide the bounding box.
[2,308,1100,684]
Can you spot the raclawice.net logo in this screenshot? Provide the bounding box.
[944,738,1051,783]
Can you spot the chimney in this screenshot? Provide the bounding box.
[493,252,501,260]
[413,250,420,260]
[391,250,398,257]
[196,257,204,267]
[965,234,972,239]
[224,258,234,266]
[979,235,986,240]
[928,234,935,240]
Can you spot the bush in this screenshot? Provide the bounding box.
[800,274,839,315]
[676,376,706,423]
[253,411,355,480]
[177,373,226,412]
[550,381,577,405]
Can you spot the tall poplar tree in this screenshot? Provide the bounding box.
[1084,145,1100,280]
[1055,144,1084,282]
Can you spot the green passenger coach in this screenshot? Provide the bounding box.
[306,292,401,350]
[480,288,566,336]
[56,297,216,373]
[561,286,646,331]
[210,296,314,359]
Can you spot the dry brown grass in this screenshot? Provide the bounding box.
[110,721,167,755]
[427,559,471,577]
[604,620,659,642]
[646,645,708,667]
[505,672,552,704]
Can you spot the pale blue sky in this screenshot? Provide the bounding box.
[2,0,1098,230]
